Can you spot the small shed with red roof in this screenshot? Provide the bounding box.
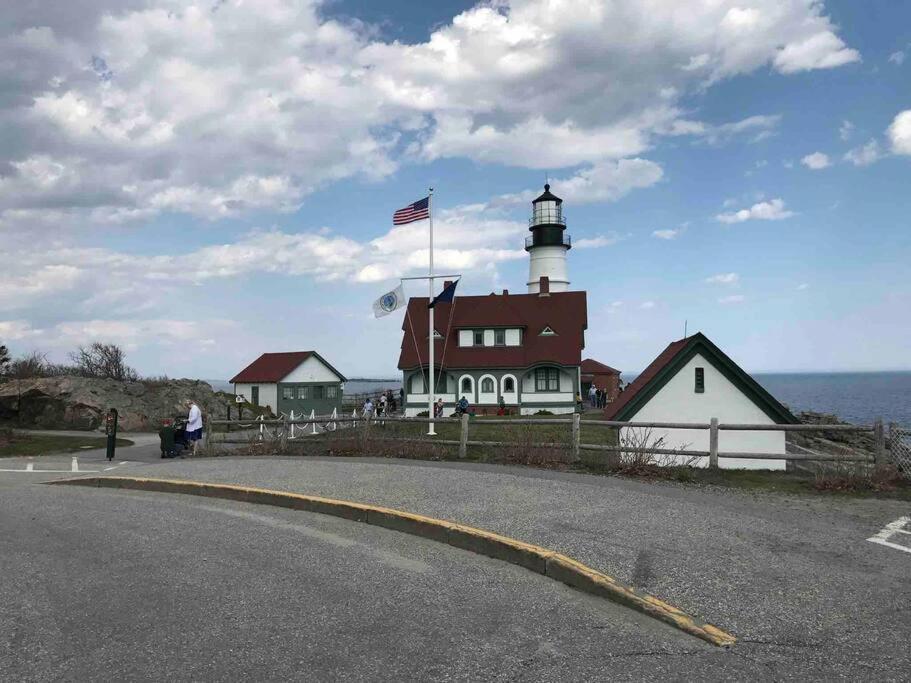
[581,359,622,403]
[230,351,347,416]
[605,332,796,470]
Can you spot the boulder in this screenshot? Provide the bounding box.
[0,376,234,432]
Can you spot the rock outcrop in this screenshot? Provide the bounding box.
[0,376,235,432]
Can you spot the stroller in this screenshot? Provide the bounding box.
[159,417,190,458]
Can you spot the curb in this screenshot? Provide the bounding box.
[51,476,736,647]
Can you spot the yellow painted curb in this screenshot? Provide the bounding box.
[51,476,735,647]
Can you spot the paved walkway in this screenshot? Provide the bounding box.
[75,455,911,679]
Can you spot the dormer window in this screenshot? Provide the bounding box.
[539,326,556,336]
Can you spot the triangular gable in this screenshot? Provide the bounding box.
[539,325,556,336]
[605,333,796,424]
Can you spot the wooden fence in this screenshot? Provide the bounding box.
[206,415,899,469]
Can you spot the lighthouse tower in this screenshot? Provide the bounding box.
[526,184,571,293]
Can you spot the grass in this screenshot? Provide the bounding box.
[0,431,134,458]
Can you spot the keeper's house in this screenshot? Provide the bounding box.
[397,277,588,416]
[604,332,797,470]
[230,351,347,416]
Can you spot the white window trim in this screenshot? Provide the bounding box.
[458,374,475,400]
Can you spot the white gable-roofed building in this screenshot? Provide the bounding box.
[604,332,797,470]
[230,351,347,416]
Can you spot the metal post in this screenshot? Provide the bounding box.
[427,187,436,436]
[709,417,719,469]
[459,413,469,459]
[873,418,885,466]
[572,412,581,461]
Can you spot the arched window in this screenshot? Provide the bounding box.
[461,377,472,393]
[481,377,495,393]
[503,377,515,393]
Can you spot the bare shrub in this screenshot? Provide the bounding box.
[70,342,138,381]
[496,423,573,469]
[615,427,699,478]
[813,464,904,493]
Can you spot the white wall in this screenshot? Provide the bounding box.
[620,353,786,470]
[527,245,569,293]
[282,355,341,382]
[235,382,278,413]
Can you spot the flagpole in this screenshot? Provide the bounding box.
[427,187,436,436]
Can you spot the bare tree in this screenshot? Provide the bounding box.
[69,342,138,382]
[6,351,50,379]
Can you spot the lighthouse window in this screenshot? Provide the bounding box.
[474,330,483,346]
[535,368,560,392]
[695,367,705,393]
[495,330,505,346]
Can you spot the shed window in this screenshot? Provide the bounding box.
[282,387,293,399]
[297,386,309,400]
[495,329,505,346]
[695,368,705,393]
[312,386,324,400]
[326,386,338,399]
[535,368,559,392]
[474,330,483,346]
[481,377,495,393]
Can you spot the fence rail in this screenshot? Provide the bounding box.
[205,414,903,471]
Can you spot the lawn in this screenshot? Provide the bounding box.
[0,432,134,458]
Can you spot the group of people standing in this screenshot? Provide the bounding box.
[587,385,610,409]
[362,388,404,418]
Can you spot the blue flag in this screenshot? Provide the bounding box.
[428,279,458,308]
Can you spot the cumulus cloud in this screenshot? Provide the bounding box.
[716,198,794,224]
[888,110,911,155]
[801,152,831,170]
[889,51,906,66]
[844,139,883,166]
[706,273,740,285]
[0,0,860,237]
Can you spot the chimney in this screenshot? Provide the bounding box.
[443,280,453,290]
[502,289,509,296]
[538,276,550,296]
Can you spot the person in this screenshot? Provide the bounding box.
[595,387,603,409]
[379,392,387,416]
[185,399,203,454]
[433,397,444,418]
[589,384,597,408]
[158,418,181,459]
[363,397,374,419]
[497,395,506,416]
[456,395,470,416]
[387,389,396,413]
[399,387,405,408]
[575,392,583,413]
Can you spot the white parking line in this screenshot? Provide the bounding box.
[867,517,911,554]
[72,456,79,472]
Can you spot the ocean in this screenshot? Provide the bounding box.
[207,372,911,428]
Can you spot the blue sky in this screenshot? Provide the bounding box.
[1,0,909,379]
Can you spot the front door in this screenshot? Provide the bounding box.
[251,386,259,406]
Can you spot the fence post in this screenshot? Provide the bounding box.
[572,412,581,462]
[459,413,469,459]
[873,418,885,465]
[709,417,719,469]
[280,413,289,451]
[362,413,370,455]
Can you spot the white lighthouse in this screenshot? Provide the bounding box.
[526,184,571,293]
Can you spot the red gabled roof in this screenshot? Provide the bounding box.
[230,352,316,384]
[398,291,587,370]
[603,338,689,419]
[581,358,620,375]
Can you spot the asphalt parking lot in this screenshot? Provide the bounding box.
[1,446,909,679]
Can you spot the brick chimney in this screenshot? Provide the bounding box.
[538,276,550,296]
[502,289,509,296]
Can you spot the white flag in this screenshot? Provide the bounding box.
[373,283,405,318]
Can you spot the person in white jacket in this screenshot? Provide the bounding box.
[185,399,203,454]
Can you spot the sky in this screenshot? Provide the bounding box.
[0,0,909,380]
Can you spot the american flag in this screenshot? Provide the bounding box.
[393,196,430,225]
